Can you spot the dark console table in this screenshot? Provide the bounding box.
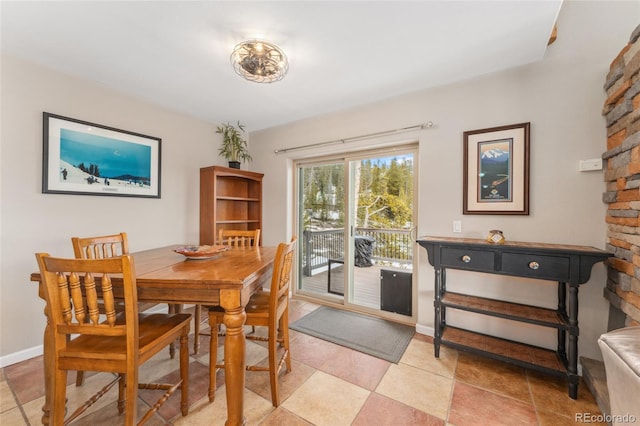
[417,236,611,399]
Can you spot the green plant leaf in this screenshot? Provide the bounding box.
[216,121,252,163]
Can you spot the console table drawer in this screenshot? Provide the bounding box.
[501,252,570,282]
[440,248,495,272]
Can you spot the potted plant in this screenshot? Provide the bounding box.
[216,121,252,169]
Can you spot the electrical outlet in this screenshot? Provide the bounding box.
[453,220,462,233]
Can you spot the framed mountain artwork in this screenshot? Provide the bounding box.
[463,122,530,215]
[42,112,161,198]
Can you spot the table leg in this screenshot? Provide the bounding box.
[220,290,247,426]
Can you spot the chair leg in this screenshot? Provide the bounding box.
[194,304,202,354]
[125,370,138,425]
[282,310,292,373]
[117,373,125,415]
[208,310,218,402]
[180,330,189,417]
[52,368,68,425]
[71,330,85,387]
[75,370,85,386]
[268,322,280,407]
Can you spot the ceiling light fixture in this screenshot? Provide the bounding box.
[230,39,288,83]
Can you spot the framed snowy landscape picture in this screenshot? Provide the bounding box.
[463,122,529,215]
[43,113,161,198]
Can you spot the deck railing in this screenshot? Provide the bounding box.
[302,227,412,276]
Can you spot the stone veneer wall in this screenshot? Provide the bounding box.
[603,24,640,327]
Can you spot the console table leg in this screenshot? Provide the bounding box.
[557,281,567,360]
[557,281,566,314]
[568,376,579,399]
[568,285,579,400]
[434,267,443,358]
[440,268,447,327]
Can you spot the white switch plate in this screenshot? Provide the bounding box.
[579,158,602,172]
[453,220,462,233]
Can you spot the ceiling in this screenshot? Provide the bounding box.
[1,1,562,131]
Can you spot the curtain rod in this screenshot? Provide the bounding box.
[273,121,434,154]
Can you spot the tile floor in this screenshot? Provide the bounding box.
[1,299,606,425]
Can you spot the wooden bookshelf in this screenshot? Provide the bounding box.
[199,166,263,245]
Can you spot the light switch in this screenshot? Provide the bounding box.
[579,158,602,172]
[453,220,462,233]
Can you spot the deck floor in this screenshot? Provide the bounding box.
[301,263,407,309]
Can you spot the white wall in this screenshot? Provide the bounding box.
[250,1,640,361]
[0,55,225,364]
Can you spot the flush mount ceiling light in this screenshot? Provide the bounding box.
[230,39,288,83]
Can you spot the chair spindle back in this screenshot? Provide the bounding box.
[218,229,260,247]
[72,232,128,260]
[35,255,137,340]
[270,237,296,314]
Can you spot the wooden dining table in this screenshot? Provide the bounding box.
[30,244,277,426]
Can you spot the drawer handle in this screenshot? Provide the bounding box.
[528,261,540,270]
[461,255,471,263]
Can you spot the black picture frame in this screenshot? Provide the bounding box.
[463,122,530,215]
[43,112,161,198]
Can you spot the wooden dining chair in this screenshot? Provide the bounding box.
[71,232,176,385]
[35,253,191,425]
[208,236,296,406]
[71,232,129,260]
[193,228,261,355]
[217,228,261,247]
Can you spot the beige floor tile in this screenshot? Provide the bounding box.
[37,371,168,424]
[22,396,47,426]
[376,363,453,420]
[245,358,316,406]
[199,339,268,366]
[0,406,28,425]
[70,399,167,426]
[58,373,123,422]
[400,339,458,378]
[259,406,315,425]
[245,340,270,366]
[137,348,189,382]
[1,380,17,413]
[282,370,370,426]
[196,345,216,366]
[173,385,273,426]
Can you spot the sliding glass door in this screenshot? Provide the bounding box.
[296,146,417,320]
[297,160,346,297]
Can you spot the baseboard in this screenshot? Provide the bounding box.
[415,323,434,337]
[1,345,43,368]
